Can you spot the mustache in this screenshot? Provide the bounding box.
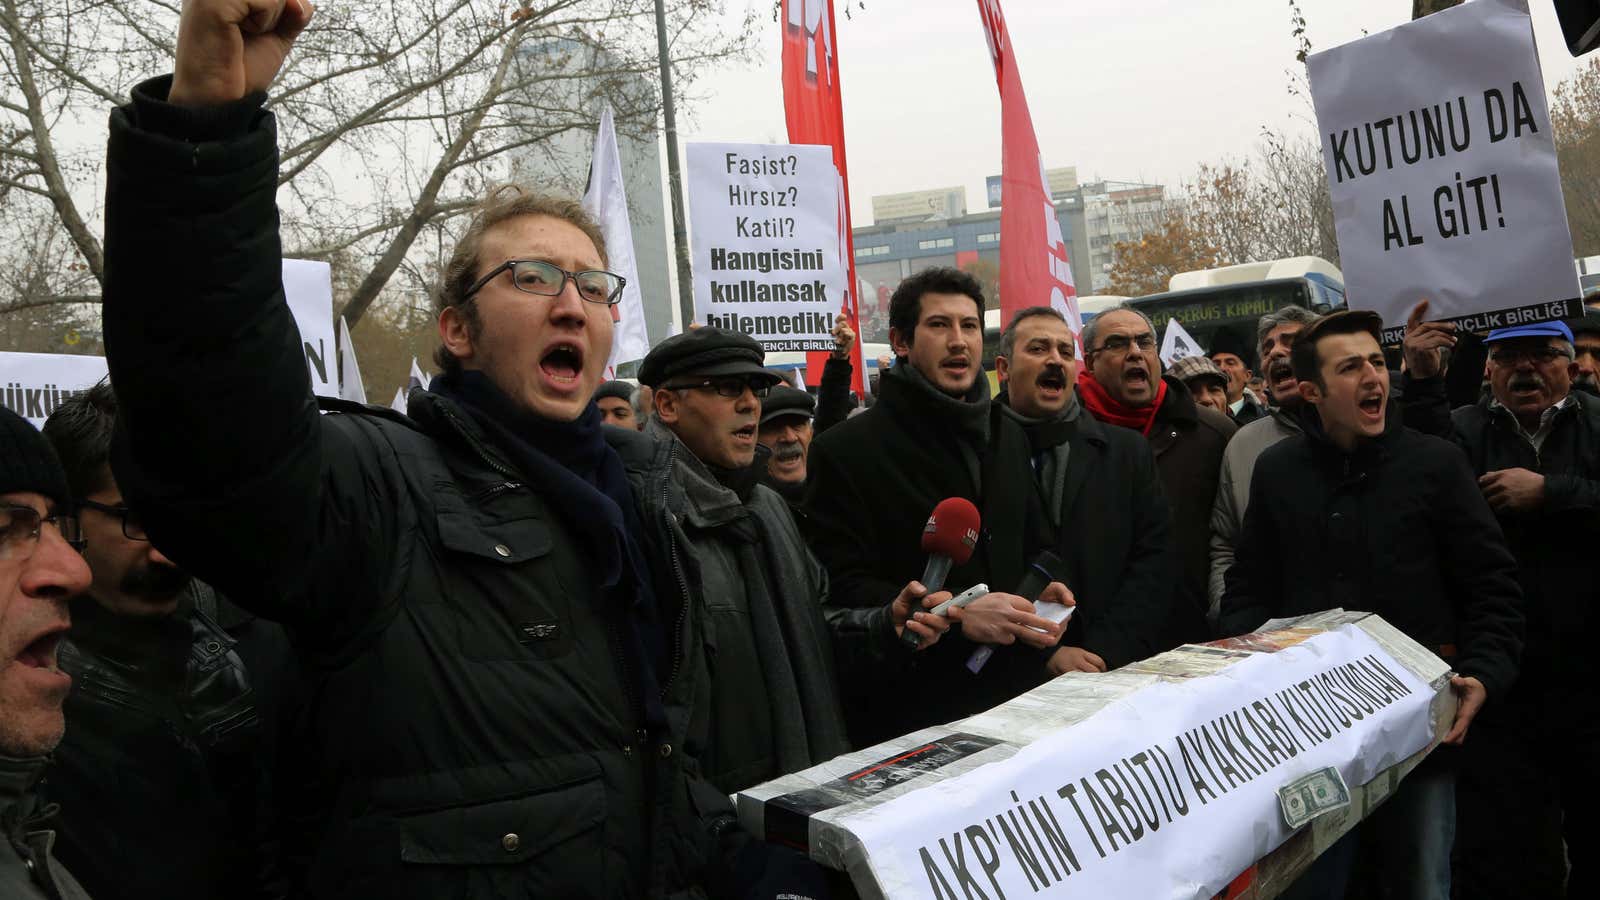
[1035,364,1068,388]
[1509,374,1545,392]
[772,440,804,462]
[1267,358,1294,381]
[120,562,190,600]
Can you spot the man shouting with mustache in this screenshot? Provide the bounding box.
[1402,305,1600,900]
[1078,305,1235,648]
[994,307,1176,675]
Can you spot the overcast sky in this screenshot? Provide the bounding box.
[681,0,1587,224]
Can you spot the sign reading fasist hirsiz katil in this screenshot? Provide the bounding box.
[1308,0,1580,344]
[687,142,845,351]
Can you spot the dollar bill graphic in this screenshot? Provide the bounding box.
[1278,766,1351,829]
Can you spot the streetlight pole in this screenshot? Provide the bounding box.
[654,0,696,330]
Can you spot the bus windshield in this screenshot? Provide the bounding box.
[1130,277,1345,355]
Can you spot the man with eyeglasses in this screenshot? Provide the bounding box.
[1402,310,1600,900]
[1078,305,1235,648]
[0,406,93,899]
[632,328,853,793]
[96,2,825,897]
[39,380,292,900]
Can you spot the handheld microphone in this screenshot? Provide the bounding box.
[903,498,981,648]
[966,551,1069,673]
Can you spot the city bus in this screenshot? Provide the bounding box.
[1127,257,1345,357]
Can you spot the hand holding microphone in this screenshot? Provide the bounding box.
[900,498,981,649]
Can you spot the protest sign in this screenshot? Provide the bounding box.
[283,259,340,399]
[0,352,109,428]
[739,618,1442,900]
[1160,318,1203,366]
[686,142,847,352]
[1308,0,1580,344]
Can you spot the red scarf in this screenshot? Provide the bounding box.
[1076,368,1167,436]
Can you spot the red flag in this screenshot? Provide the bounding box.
[975,0,1079,333]
[782,0,865,397]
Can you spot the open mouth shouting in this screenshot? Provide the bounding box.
[1508,374,1545,400]
[1035,365,1068,401]
[11,622,70,691]
[732,422,757,447]
[1267,358,1296,396]
[1356,388,1386,426]
[1122,361,1151,392]
[538,341,585,395]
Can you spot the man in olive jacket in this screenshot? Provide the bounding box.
[98,2,823,898]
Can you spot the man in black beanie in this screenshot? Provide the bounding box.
[593,379,640,430]
[0,407,94,899]
[1209,326,1265,424]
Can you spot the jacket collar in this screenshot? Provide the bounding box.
[877,359,991,446]
[0,754,46,832]
[643,420,757,529]
[1154,374,1200,426]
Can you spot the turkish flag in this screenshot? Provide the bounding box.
[782,0,865,397]
[975,0,1079,333]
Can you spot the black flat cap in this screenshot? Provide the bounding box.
[593,380,635,403]
[760,385,817,425]
[638,327,780,388]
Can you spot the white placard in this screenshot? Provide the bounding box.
[584,106,650,370]
[0,352,109,428]
[687,142,847,351]
[283,259,339,399]
[1160,318,1203,366]
[847,626,1434,899]
[1308,0,1580,343]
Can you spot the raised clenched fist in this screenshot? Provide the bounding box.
[170,0,315,107]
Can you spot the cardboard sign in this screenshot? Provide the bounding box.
[1312,0,1574,341]
[687,142,847,351]
[0,352,109,428]
[1308,0,1581,343]
[283,259,339,399]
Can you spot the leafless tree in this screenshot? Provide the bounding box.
[0,0,755,352]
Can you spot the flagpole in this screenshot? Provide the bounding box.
[654,0,696,331]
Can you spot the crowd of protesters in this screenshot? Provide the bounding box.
[1,2,1597,899]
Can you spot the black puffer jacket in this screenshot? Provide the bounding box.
[102,77,743,899]
[1220,417,1524,702]
[1401,375,1600,691]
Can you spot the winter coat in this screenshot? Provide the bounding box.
[1220,417,1524,702]
[628,423,849,793]
[802,364,1052,748]
[103,76,741,899]
[0,755,92,900]
[1207,408,1304,620]
[44,585,287,900]
[1401,375,1600,692]
[999,395,1177,670]
[1093,375,1235,646]
[814,356,854,435]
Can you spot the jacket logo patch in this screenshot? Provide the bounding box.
[518,622,560,644]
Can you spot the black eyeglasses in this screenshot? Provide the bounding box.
[464,259,626,306]
[1,504,86,561]
[77,499,148,541]
[1089,333,1157,356]
[1488,346,1572,365]
[664,376,773,399]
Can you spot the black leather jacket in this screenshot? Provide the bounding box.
[0,755,91,900]
[44,584,283,900]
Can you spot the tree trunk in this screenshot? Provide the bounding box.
[1413,0,1464,19]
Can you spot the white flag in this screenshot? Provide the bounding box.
[391,387,407,414]
[409,358,428,391]
[336,316,367,404]
[583,106,649,369]
[1160,317,1203,366]
[793,365,807,392]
